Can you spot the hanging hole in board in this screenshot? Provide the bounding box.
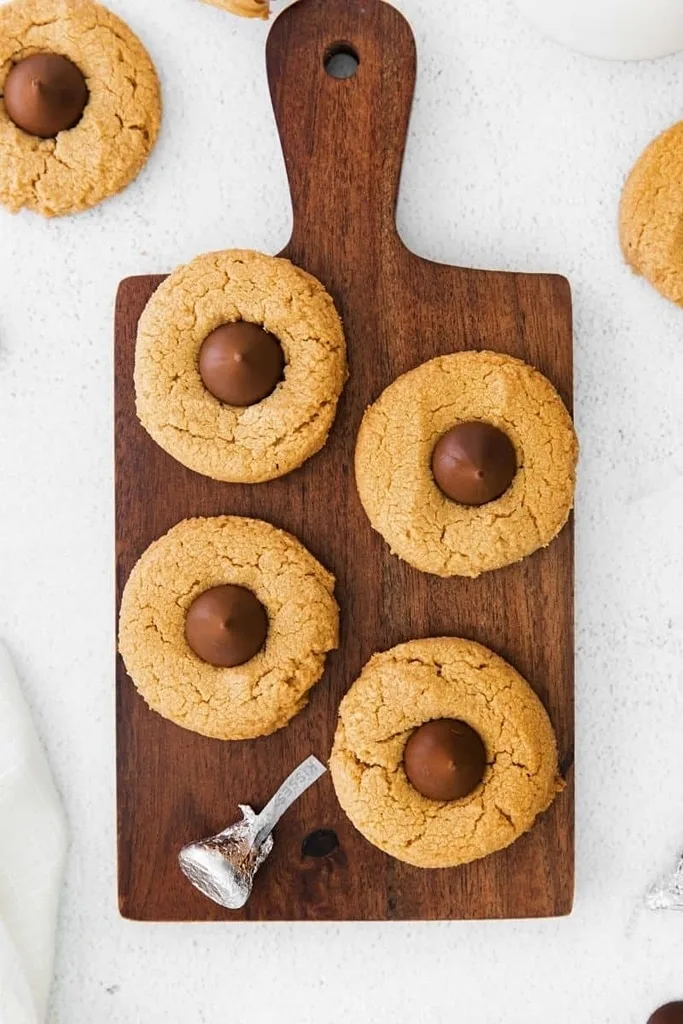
[324,43,359,79]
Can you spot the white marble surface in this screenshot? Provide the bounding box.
[0,0,682,1021]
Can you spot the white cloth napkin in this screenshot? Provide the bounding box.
[0,644,66,1024]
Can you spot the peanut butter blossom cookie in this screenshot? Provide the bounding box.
[0,0,160,217]
[620,121,683,307]
[355,350,578,578]
[330,638,563,869]
[135,249,347,483]
[119,516,339,740]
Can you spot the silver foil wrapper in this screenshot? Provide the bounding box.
[647,853,683,911]
[178,755,326,910]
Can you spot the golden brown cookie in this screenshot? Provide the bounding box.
[135,249,347,483]
[0,0,160,217]
[355,351,577,578]
[330,637,563,869]
[620,121,683,307]
[201,0,270,17]
[119,515,339,740]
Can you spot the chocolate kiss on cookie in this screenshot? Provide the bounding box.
[185,584,268,668]
[404,718,487,801]
[432,422,516,506]
[199,322,284,407]
[4,53,88,138]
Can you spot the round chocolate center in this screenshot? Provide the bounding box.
[431,421,517,506]
[649,1005,683,1024]
[403,718,487,801]
[198,322,284,407]
[4,53,88,139]
[185,584,268,668]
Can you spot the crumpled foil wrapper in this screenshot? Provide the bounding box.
[179,755,326,910]
[179,806,274,910]
[647,853,683,910]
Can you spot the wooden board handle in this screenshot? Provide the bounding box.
[266,0,416,257]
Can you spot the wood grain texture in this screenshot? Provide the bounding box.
[115,0,574,921]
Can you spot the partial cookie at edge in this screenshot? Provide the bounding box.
[0,0,161,217]
[620,120,683,307]
[200,0,270,17]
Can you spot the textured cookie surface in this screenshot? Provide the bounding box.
[355,350,577,578]
[135,249,347,483]
[201,0,270,17]
[119,516,339,740]
[0,0,160,217]
[620,121,683,307]
[330,637,563,869]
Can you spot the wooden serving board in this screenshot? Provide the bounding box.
[115,0,574,921]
